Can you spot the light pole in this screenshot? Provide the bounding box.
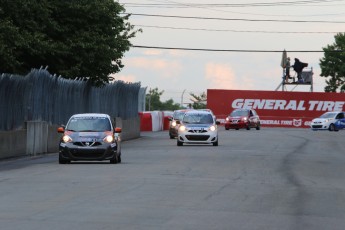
[181,89,186,108]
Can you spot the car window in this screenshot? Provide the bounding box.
[230,110,248,117]
[183,113,213,124]
[66,117,111,132]
[336,113,344,119]
[320,113,337,119]
[173,111,185,120]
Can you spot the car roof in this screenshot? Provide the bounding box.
[174,109,192,113]
[324,111,344,113]
[70,113,110,118]
[233,108,251,111]
[185,110,211,115]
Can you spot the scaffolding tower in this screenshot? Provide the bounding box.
[276,67,313,92]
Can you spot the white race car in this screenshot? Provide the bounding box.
[310,111,345,131]
[177,110,220,146]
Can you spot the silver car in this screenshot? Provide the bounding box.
[177,110,220,146]
[310,111,345,131]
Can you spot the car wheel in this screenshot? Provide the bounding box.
[118,155,122,163]
[170,135,174,139]
[235,128,239,130]
[246,125,250,130]
[59,158,70,164]
[213,140,218,146]
[110,155,118,164]
[177,140,183,146]
[329,123,336,131]
[256,123,261,130]
[225,127,229,130]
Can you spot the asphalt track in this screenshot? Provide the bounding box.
[0,128,345,230]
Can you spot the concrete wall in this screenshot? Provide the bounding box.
[0,117,140,160]
[0,130,27,159]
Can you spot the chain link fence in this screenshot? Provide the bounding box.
[0,68,142,131]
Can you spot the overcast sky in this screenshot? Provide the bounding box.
[115,0,345,105]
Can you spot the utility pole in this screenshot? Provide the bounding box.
[181,89,186,108]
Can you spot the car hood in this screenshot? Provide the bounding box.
[313,118,334,122]
[184,124,213,129]
[65,131,110,141]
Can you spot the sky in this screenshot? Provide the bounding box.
[115,0,345,105]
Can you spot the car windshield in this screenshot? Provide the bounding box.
[183,113,213,124]
[66,117,111,132]
[173,111,185,120]
[319,113,337,119]
[230,110,249,117]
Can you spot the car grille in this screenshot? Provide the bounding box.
[186,135,210,141]
[188,130,207,133]
[74,142,102,147]
[72,151,105,158]
[312,125,323,128]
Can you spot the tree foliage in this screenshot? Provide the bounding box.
[319,33,345,92]
[189,92,207,109]
[145,87,180,111]
[0,0,140,86]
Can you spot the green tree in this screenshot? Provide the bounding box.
[161,99,180,111]
[319,32,345,92]
[190,92,207,109]
[0,0,141,86]
[145,87,181,111]
[146,88,163,111]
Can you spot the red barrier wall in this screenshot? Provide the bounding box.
[207,89,345,128]
[139,112,152,131]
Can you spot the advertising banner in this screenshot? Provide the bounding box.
[207,89,345,128]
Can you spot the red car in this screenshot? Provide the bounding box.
[225,109,261,130]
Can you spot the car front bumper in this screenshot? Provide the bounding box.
[310,122,330,130]
[225,121,248,129]
[169,126,178,137]
[59,142,117,161]
[178,131,218,144]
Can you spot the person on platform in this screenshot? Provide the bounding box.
[292,58,308,83]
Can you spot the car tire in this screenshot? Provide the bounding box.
[170,135,174,139]
[329,123,336,131]
[225,127,229,130]
[59,156,70,164]
[110,155,118,164]
[213,140,218,146]
[246,125,250,130]
[177,140,183,146]
[256,124,261,130]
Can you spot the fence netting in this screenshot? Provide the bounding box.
[0,68,142,130]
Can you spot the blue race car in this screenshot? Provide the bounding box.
[335,118,345,131]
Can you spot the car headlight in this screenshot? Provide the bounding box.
[171,121,177,127]
[103,135,114,143]
[225,117,229,121]
[209,125,216,131]
[243,117,248,121]
[179,125,186,132]
[62,135,72,143]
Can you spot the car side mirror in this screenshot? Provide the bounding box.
[57,127,65,133]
